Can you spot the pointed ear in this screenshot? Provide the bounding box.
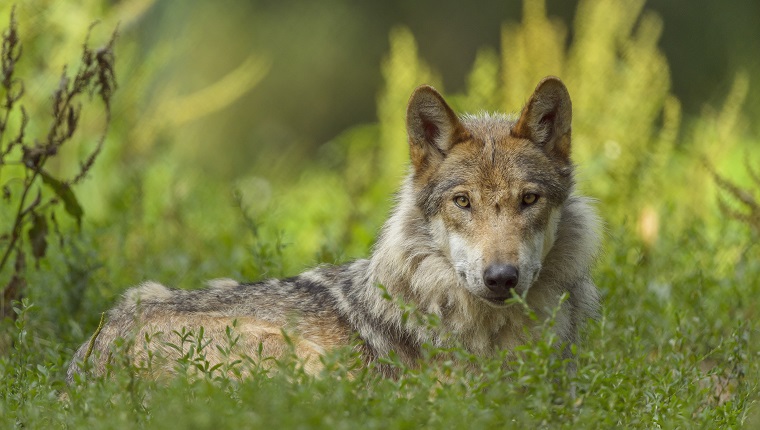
[512,77,572,161]
[406,85,469,173]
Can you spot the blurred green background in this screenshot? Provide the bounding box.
[1,0,758,319]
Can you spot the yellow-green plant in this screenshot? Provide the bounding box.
[686,73,749,211]
[269,0,691,263]
[263,27,441,267]
[0,1,271,315]
[489,0,682,217]
[707,155,760,234]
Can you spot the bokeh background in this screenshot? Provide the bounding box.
[1,0,759,341]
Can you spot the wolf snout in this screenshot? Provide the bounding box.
[483,263,519,297]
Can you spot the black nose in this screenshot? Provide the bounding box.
[483,264,519,296]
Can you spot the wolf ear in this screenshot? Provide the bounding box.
[512,77,572,161]
[406,85,469,173]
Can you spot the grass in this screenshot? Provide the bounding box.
[0,211,758,428]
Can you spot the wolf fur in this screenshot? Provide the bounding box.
[67,76,601,382]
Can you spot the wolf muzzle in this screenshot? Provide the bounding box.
[483,263,519,299]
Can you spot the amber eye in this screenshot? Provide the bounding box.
[522,193,539,205]
[454,195,471,208]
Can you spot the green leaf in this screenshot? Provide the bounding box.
[39,170,83,227]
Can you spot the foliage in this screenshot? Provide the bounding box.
[0,8,117,320]
[2,225,759,428]
[0,0,758,428]
[255,0,747,264]
[707,157,760,234]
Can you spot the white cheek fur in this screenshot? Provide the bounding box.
[432,207,562,296]
[448,233,473,271]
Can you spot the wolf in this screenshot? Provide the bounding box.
[67,76,601,382]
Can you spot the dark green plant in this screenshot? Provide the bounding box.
[0,8,117,320]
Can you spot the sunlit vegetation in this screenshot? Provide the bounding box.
[1,0,758,427]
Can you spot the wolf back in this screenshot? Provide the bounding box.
[68,76,601,382]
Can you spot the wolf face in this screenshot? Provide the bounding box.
[68,76,600,383]
[406,78,574,306]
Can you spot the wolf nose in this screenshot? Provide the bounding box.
[483,264,519,296]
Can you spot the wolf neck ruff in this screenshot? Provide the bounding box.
[68,77,601,382]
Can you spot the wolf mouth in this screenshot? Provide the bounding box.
[480,293,515,307]
[486,297,511,305]
[66,77,601,384]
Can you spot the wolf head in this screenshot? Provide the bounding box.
[405,77,575,306]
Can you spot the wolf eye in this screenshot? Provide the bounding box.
[454,195,470,208]
[522,193,539,206]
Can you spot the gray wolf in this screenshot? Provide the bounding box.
[67,76,601,382]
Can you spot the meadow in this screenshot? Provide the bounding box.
[1,0,758,427]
